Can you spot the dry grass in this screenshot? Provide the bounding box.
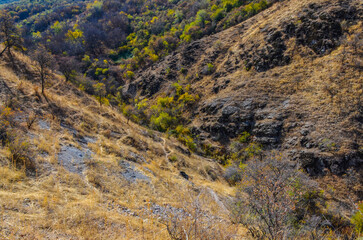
[0,0,360,237]
[0,52,242,239]
[184,0,363,153]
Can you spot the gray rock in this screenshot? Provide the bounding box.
[221,106,239,117]
[38,120,50,130]
[253,120,282,137]
[58,144,93,174]
[78,136,97,145]
[118,160,150,183]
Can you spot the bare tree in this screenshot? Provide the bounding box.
[154,188,237,240]
[0,10,23,65]
[32,47,54,95]
[232,153,322,240]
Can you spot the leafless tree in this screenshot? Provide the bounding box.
[232,153,321,240]
[153,188,237,240]
[32,47,55,95]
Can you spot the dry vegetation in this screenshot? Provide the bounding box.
[0,0,362,238]
[0,52,240,239]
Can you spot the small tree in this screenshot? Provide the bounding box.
[58,56,78,82]
[33,47,54,95]
[155,188,237,240]
[93,82,106,105]
[0,10,22,65]
[232,153,322,239]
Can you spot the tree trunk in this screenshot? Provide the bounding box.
[41,75,45,95]
[0,46,7,57]
[7,47,15,68]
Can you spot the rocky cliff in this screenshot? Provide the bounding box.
[125,0,362,177]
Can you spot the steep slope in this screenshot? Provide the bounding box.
[0,53,240,239]
[125,0,362,178]
[0,0,362,238]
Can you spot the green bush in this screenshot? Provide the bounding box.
[206,63,214,74]
[352,202,363,235]
[238,131,250,143]
[150,112,176,132]
[211,8,225,22]
[126,71,135,79]
[168,155,178,162]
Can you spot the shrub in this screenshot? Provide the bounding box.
[156,189,237,240]
[150,112,176,132]
[93,82,107,105]
[7,135,35,173]
[211,8,225,22]
[238,131,250,143]
[126,71,135,79]
[224,165,243,185]
[26,112,36,130]
[168,155,177,162]
[233,153,329,239]
[0,106,14,146]
[351,201,363,236]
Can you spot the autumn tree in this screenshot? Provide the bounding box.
[93,82,107,105]
[32,47,54,95]
[0,10,22,65]
[58,56,79,82]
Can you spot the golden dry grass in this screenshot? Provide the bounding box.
[0,52,242,239]
[0,0,361,238]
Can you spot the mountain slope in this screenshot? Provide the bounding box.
[0,0,362,238]
[0,53,239,239]
[125,0,362,177]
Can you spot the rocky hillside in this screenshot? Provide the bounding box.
[125,0,362,178]
[0,53,240,239]
[0,0,362,238]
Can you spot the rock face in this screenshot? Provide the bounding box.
[199,98,256,142]
[198,97,284,145]
[118,160,150,183]
[239,2,360,72]
[196,94,363,176]
[124,0,362,177]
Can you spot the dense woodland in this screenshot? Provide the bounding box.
[2,0,269,94]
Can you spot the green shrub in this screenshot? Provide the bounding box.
[238,131,250,143]
[206,63,214,74]
[352,202,363,235]
[211,8,225,22]
[168,155,178,162]
[126,71,135,79]
[93,82,107,105]
[150,112,176,132]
